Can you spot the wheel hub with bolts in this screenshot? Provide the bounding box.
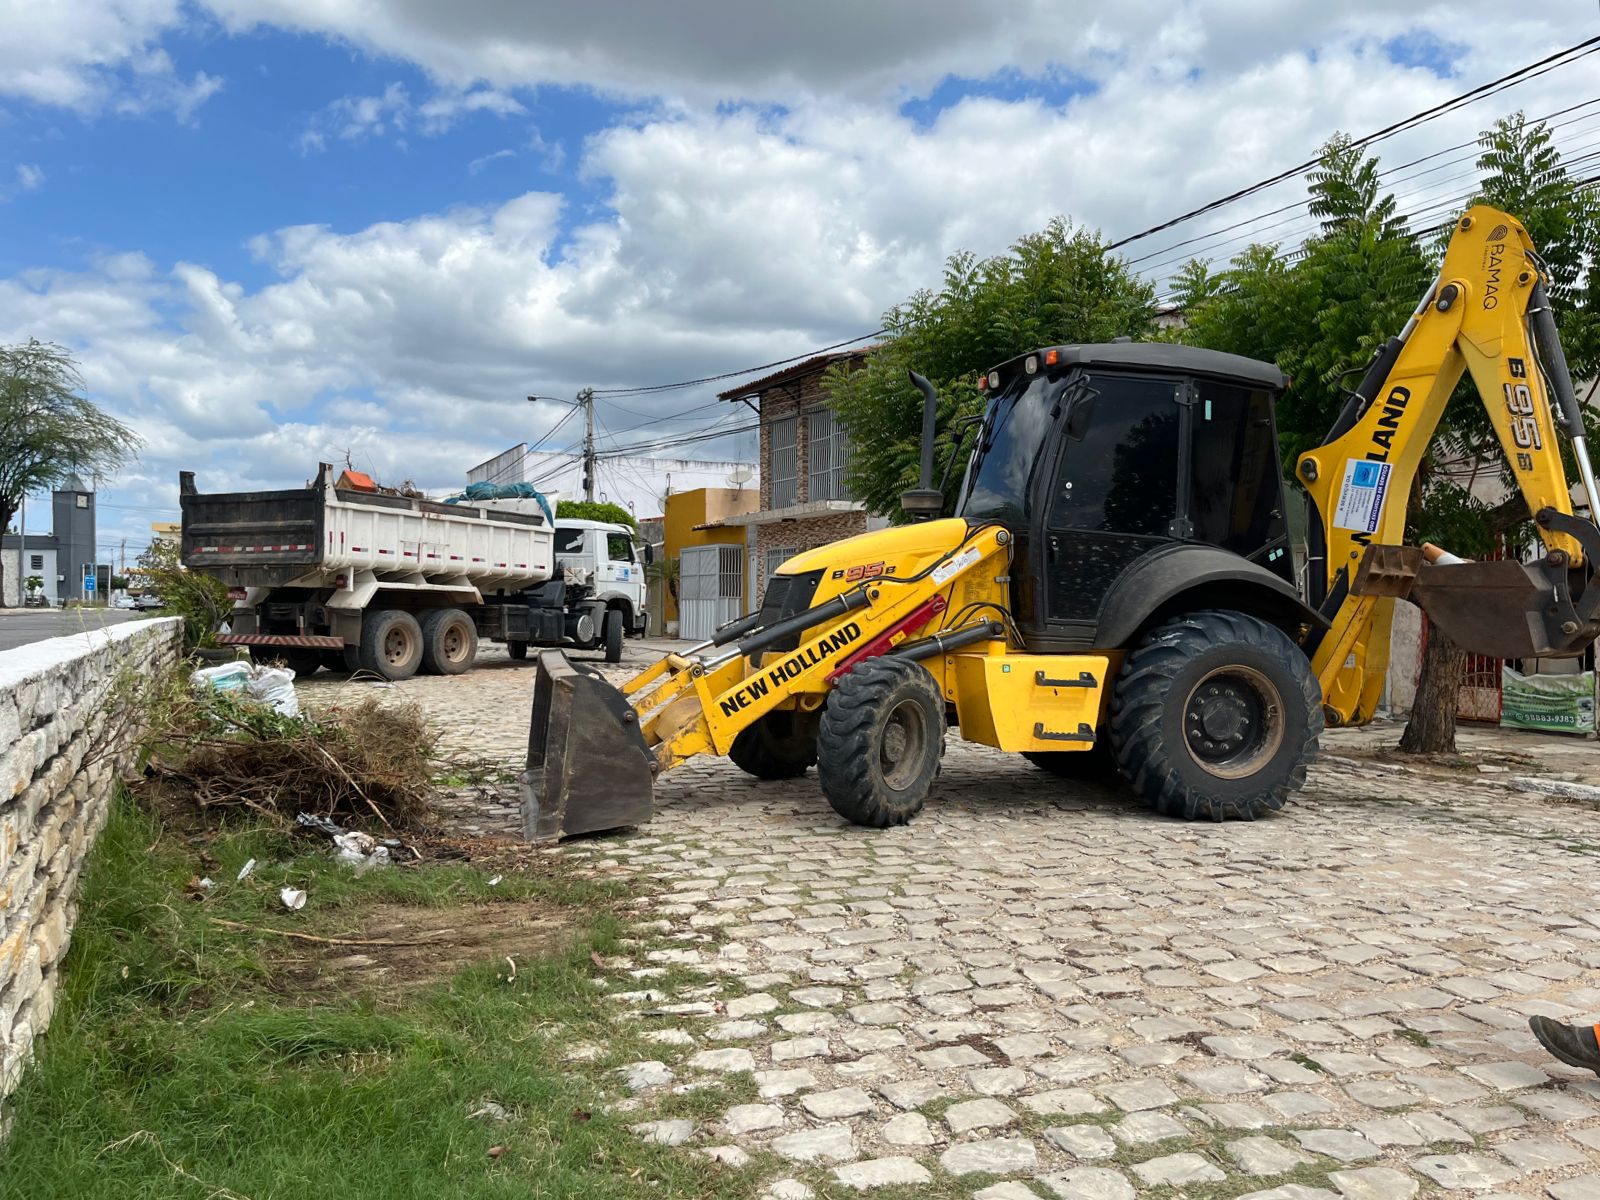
[384,627,412,665]
[1183,664,1284,779]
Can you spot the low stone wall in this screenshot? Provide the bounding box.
[0,617,182,1104]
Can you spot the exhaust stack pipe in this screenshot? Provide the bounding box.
[900,371,944,521]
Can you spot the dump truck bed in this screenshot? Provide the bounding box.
[180,463,554,591]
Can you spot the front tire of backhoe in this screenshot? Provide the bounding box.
[730,710,819,780]
[1109,610,1321,821]
[818,656,944,828]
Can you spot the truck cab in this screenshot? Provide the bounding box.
[553,519,649,636]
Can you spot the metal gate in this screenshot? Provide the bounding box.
[679,544,744,641]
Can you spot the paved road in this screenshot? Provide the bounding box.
[0,608,133,651]
[299,647,1600,1199]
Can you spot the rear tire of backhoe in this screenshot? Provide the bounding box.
[730,710,819,780]
[506,640,529,661]
[1109,609,1321,821]
[358,609,424,681]
[817,656,944,828]
[421,608,478,675]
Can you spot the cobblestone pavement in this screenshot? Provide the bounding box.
[299,643,1600,1199]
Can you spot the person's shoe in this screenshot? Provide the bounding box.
[1528,1015,1600,1074]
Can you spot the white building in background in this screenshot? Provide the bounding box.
[467,444,757,520]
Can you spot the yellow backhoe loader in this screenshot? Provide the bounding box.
[524,205,1600,839]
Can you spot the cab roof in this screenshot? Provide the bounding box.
[991,342,1287,391]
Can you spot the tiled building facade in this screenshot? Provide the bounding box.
[718,350,887,601]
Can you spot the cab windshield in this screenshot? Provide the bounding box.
[957,375,1065,524]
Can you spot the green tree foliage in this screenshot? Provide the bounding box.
[1174,136,1432,468]
[137,538,231,650]
[555,499,638,530]
[0,341,141,601]
[827,218,1157,518]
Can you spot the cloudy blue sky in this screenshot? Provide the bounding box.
[0,1,1590,554]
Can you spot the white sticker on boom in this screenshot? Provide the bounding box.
[1332,460,1392,534]
[931,546,981,585]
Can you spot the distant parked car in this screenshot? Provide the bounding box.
[131,594,164,611]
[112,596,138,610]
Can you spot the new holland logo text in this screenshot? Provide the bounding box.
[718,622,864,718]
[1350,385,1409,547]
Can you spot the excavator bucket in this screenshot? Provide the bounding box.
[521,650,655,841]
[1352,541,1600,660]
[1412,559,1599,660]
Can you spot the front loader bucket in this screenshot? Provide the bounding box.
[522,649,656,841]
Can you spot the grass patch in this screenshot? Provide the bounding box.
[0,792,759,1200]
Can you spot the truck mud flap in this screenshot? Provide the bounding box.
[522,649,655,841]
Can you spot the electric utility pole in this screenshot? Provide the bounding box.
[579,387,596,502]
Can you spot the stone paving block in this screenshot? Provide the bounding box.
[755,1068,817,1098]
[801,1087,874,1119]
[1235,1188,1338,1200]
[939,1136,1038,1176]
[724,1104,786,1134]
[967,1066,1029,1096]
[1132,1152,1227,1186]
[1461,1060,1550,1090]
[632,1119,695,1146]
[619,1061,674,1090]
[690,1048,756,1073]
[945,1097,1018,1133]
[877,1079,945,1110]
[1044,1123,1116,1159]
[1492,1136,1588,1171]
[1111,1110,1189,1146]
[772,1123,856,1163]
[1409,1153,1521,1190]
[972,1184,1043,1200]
[1328,1167,1419,1199]
[1548,1178,1600,1200]
[1228,1134,1314,1175]
[1036,1167,1135,1199]
[831,1157,931,1189]
[727,992,780,1017]
[1291,1129,1382,1162]
[1022,1088,1105,1116]
[880,1111,933,1146]
[914,1044,989,1070]
[1100,1079,1179,1111]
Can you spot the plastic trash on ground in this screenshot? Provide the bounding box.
[280,887,307,911]
[190,661,301,717]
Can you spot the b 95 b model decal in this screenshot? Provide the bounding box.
[830,561,897,582]
[1504,357,1542,452]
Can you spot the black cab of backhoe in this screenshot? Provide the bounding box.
[954,342,1319,652]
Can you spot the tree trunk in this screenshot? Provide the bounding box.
[1398,615,1466,753]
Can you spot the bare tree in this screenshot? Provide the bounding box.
[0,341,142,602]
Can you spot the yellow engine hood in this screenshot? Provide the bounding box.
[773,518,973,606]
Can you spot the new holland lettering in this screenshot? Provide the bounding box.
[718,621,865,717]
[1367,386,1409,461]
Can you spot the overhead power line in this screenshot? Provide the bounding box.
[589,329,886,398]
[1105,36,1600,253]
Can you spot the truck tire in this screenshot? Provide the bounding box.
[1108,610,1321,821]
[267,649,322,678]
[602,609,624,663]
[729,710,819,779]
[1022,742,1118,782]
[506,640,528,660]
[817,656,944,828]
[358,609,424,681]
[421,608,478,675]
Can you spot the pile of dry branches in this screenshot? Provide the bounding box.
[150,692,438,829]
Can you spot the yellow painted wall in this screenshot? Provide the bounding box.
[661,488,757,624]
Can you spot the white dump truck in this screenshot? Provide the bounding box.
[179,463,649,680]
